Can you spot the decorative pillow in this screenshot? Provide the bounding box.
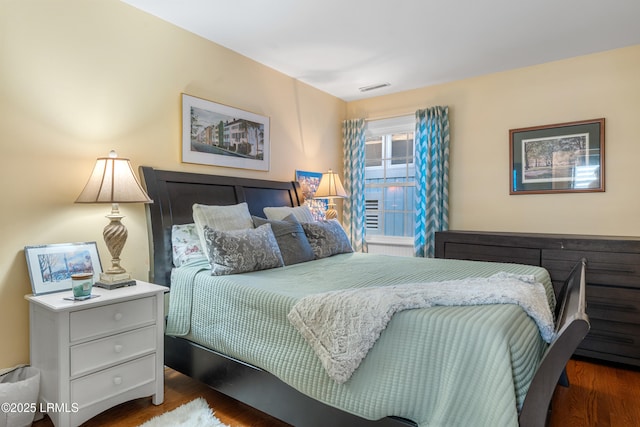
[252,214,315,265]
[171,223,206,267]
[193,202,254,261]
[263,205,315,223]
[301,220,354,259]
[203,223,284,275]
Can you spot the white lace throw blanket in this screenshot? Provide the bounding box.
[287,272,555,384]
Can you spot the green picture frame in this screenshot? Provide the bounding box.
[509,118,605,194]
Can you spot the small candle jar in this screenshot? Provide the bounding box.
[71,273,93,299]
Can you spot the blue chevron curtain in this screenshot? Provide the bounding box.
[414,106,450,258]
[342,118,368,252]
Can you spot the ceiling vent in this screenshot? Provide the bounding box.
[358,82,391,93]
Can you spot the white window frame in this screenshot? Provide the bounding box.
[364,115,415,245]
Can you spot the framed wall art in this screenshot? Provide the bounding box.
[182,93,270,171]
[295,170,328,221]
[24,242,102,295]
[509,118,605,195]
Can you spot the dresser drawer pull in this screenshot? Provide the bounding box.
[114,344,123,353]
[590,267,636,274]
[587,332,634,345]
[113,376,122,385]
[114,312,123,321]
[589,303,638,313]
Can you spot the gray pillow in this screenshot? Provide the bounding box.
[193,202,254,263]
[252,214,315,265]
[263,205,315,223]
[301,220,354,259]
[203,223,284,275]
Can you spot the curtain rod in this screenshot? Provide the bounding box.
[363,112,414,122]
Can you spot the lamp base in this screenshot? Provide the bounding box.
[324,208,338,220]
[94,272,137,290]
[324,199,339,220]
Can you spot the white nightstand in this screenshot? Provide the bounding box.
[25,281,167,427]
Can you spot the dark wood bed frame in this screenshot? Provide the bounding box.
[140,166,590,427]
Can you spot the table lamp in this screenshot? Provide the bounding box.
[75,150,152,289]
[313,169,347,220]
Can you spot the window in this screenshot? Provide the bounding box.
[364,116,415,239]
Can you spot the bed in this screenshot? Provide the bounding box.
[140,166,590,427]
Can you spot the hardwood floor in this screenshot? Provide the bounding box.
[33,358,639,427]
[548,359,640,427]
[32,366,289,427]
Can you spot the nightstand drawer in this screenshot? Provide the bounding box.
[70,297,156,342]
[71,354,156,409]
[70,325,157,377]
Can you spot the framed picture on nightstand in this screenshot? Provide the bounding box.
[24,242,102,295]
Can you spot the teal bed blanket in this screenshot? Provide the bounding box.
[167,253,555,427]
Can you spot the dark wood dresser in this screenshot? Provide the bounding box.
[435,230,640,367]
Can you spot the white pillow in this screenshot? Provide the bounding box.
[192,202,254,261]
[263,205,315,223]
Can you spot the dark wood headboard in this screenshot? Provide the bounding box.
[139,166,303,286]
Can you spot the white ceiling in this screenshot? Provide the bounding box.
[121,0,640,101]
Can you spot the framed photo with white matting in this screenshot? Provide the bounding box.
[24,242,102,295]
[182,93,270,171]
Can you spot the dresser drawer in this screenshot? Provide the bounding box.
[70,297,156,342]
[70,325,157,377]
[586,285,640,324]
[71,354,156,409]
[580,319,640,360]
[542,249,640,288]
[440,242,540,265]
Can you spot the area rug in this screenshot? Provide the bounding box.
[138,397,230,427]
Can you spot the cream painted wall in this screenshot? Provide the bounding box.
[2,1,638,370]
[348,45,640,238]
[0,0,345,368]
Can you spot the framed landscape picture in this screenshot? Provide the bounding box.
[182,93,270,171]
[25,242,102,295]
[509,118,605,194]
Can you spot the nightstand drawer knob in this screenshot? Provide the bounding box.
[114,312,123,321]
[114,344,123,353]
[113,376,122,385]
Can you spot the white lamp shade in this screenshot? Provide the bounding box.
[75,152,152,204]
[314,170,347,199]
